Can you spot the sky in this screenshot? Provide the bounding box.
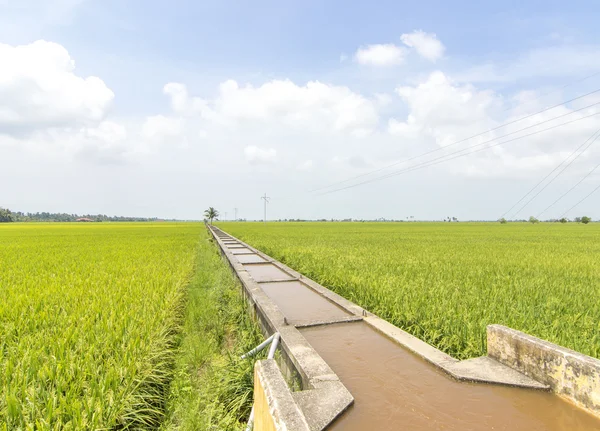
[2,0,600,221]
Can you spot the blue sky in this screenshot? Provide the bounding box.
[1,0,600,220]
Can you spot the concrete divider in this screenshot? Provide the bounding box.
[254,359,310,431]
[488,324,600,416]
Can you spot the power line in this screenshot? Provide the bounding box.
[558,182,600,219]
[505,127,600,219]
[499,70,600,115]
[317,107,600,196]
[537,155,600,218]
[310,86,600,194]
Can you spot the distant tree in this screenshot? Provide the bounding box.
[581,216,592,224]
[499,218,507,224]
[574,217,582,223]
[529,216,540,224]
[559,217,568,224]
[204,207,219,224]
[0,207,14,223]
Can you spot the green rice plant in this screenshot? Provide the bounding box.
[0,222,202,429]
[220,222,600,360]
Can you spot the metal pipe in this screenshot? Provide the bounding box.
[243,333,280,430]
[267,333,280,359]
[241,333,276,359]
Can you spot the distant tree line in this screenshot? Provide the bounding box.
[498,216,593,224]
[0,207,13,222]
[0,207,170,223]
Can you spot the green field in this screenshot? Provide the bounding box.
[219,222,600,360]
[0,223,203,429]
[0,222,260,431]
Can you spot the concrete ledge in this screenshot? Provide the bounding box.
[447,356,548,389]
[292,381,353,431]
[255,359,311,431]
[258,278,301,284]
[294,316,364,329]
[488,324,600,415]
[365,315,547,389]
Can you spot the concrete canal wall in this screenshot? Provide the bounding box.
[489,324,600,415]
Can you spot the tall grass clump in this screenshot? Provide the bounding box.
[160,229,263,431]
[220,221,600,360]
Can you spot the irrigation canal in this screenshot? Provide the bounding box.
[213,228,600,430]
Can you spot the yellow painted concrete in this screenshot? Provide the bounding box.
[254,367,277,431]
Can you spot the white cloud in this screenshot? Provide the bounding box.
[389,71,499,141]
[386,70,600,178]
[400,30,445,62]
[18,120,131,163]
[165,79,379,135]
[163,83,212,118]
[297,160,313,171]
[354,44,406,66]
[142,115,183,140]
[332,154,372,170]
[244,145,277,164]
[0,40,114,136]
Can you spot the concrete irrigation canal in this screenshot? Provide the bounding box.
[209,226,600,431]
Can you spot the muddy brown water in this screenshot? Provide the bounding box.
[236,254,268,264]
[243,263,295,283]
[301,322,600,431]
[259,281,350,324]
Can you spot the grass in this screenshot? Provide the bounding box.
[1,222,203,429]
[0,222,262,430]
[160,229,262,431]
[219,222,600,360]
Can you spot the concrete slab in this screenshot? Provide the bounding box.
[447,356,548,389]
[292,381,353,431]
[255,359,311,431]
[294,316,363,329]
[259,281,352,326]
[236,254,268,264]
[244,264,295,283]
[230,247,253,254]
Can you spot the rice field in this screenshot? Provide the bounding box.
[0,222,202,429]
[219,222,600,360]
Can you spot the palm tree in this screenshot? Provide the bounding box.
[204,207,219,224]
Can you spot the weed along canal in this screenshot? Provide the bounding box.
[211,227,600,431]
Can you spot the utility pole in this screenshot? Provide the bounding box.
[224,212,228,221]
[234,208,238,221]
[261,193,270,224]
